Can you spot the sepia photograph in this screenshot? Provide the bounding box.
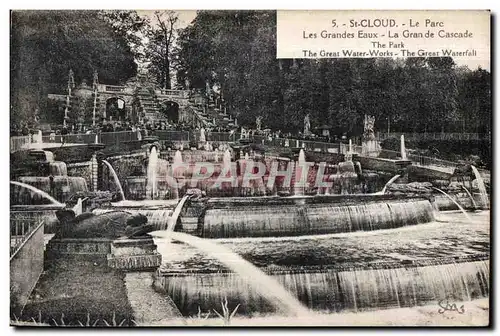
[9,9,491,327]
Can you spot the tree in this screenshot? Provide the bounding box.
[144,11,179,89]
[10,10,137,132]
[100,10,149,62]
[175,11,491,137]
[457,67,491,133]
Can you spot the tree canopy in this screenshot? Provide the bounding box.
[176,10,491,135]
[11,10,138,129]
[10,10,491,137]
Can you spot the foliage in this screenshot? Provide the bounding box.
[176,11,491,136]
[100,10,149,62]
[380,137,401,152]
[11,311,134,327]
[213,296,240,325]
[10,10,138,131]
[144,11,179,89]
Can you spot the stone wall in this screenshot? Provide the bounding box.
[10,222,45,317]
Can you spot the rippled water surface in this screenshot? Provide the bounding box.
[154,210,490,272]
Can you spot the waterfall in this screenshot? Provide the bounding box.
[49,162,68,176]
[155,259,489,316]
[146,147,159,200]
[102,160,126,201]
[202,199,435,238]
[400,135,407,160]
[151,231,311,317]
[93,207,173,231]
[16,176,87,204]
[470,165,489,209]
[10,181,64,206]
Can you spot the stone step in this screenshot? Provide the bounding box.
[145,113,160,119]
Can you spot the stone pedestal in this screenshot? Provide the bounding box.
[107,237,162,271]
[45,236,162,272]
[45,238,112,264]
[40,236,163,325]
[394,159,412,171]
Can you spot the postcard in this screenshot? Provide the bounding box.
[10,9,491,327]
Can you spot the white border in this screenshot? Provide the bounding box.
[2,1,497,335]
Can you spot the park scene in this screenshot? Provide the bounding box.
[10,10,490,326]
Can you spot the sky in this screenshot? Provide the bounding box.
[137,10,197,29]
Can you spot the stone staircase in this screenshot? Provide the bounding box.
[136,87,163,122]
[192,98,236,129]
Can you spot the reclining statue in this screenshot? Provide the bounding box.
[54,209,154,240]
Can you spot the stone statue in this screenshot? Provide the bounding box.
[240,127,247,139]
[363,115,376,141]
[304,113,311,136]
[256,116,263,131]
[199,127,206,143]
[55,210,153,239]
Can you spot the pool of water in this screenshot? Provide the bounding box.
[155,210,490,272]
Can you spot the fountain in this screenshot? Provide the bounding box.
[102,160,126,201]
[223,149,232,171]
[173,150,183,167]
[432,187,471,221]
[380,175,401,194]
[11,124,491,324]
[165,194,192,234]
[470,165,489,209]
[151,231,311,317]
[293,149,307,196]
[461,185,479,210]
[11,181,63,206]
[400,135,407,160]
[33,130,43,150]
[153,208,489,317]
[15,150,88,203]
[204,141,211,151]
[146,147,159,200]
